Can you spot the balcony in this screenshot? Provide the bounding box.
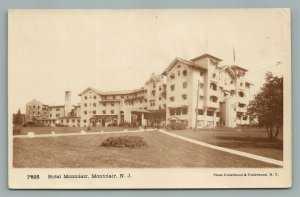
[237,107,246,113]
[237,96,247,104]
[207,101,219,108]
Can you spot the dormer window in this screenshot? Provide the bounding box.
[183,70,188,76]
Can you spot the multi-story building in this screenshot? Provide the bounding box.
[23,53,252,128]
[25,91,81,127]
[163,54,252,128]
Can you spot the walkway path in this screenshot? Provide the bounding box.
[13,129,154,138]
[158,129,283,167]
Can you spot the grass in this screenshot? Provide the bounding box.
[169,128,283,161]
[13,126,137,135]
[13,131,280,168]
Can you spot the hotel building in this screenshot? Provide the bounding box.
[24,53,252,128]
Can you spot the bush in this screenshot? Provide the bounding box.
[13,127,22,135]
[166,122,187,130]
[101,136,147,148]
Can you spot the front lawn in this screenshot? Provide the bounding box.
[13,131,280,168]
[169,128,283,161]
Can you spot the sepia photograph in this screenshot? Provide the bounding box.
[8,9,291,189]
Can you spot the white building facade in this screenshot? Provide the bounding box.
[25,53,253,128]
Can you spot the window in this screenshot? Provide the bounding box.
[182,94,187,100]
[72,119,75,123]
[183,82,187,88]
[230,80,234,84]
[243,116,248,120]
[121,96,124,99]
[111,110,114,114]
[102,110,106,114]
[178,70,180,76]
[102,96,107,100]
[151,90,156,96]
[170,84,175,91]
[170,73,175,79]
[238,91,244,97]
[212,73,216,78]
[84,96,87,100]
[170,109,175,116]
[210,83,217,91]
[84,103,87,107]
[200,83,204,89]
[93,103,96,107]
[238,103,246,108]
[56,114,59,117]
[176,108,181,115]
[207,111,214,116]
[210,96,218,102]
[198,109,204,115]
[159,97,161,100]
[93,96,97,99]
[61,119,63,123]
[103,103,106,107]
[84,111,87,115]
[111,102,114,106]
[113,96,116,99]
[153,83,156,88]
[183,70,187,76]
[170,96,175,102]
[50,114,52,117]
[150,100,155,106]
[66,119,69,123]
[216,112,220,117]
[92,110,96,114]
[56,108,60,111]
[182,107,188,115]
[159,86,162,91]
[83,120,86,123]
[240,82,243,87]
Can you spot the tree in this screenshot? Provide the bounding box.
[247,72,283,140]
[13,108,23,126]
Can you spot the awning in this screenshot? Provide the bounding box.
[131,109,150,113]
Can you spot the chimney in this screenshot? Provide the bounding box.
[64,91,71,117]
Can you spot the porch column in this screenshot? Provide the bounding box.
[213,111,217,128]
[203,108,207,128]
[141,113,146,126]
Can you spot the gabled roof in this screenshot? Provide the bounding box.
[221,65,237,79]
[78,86,145,96]
[78,87,102,96]
[230,65,248,72]
[163,57,206,74]
[26,99,44,106]
[190,53,223,62]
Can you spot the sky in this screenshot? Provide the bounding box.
[8,9,290,113]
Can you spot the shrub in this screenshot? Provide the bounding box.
[167,122,187,130]
[101,136,147,148]
[13,127,22,135]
